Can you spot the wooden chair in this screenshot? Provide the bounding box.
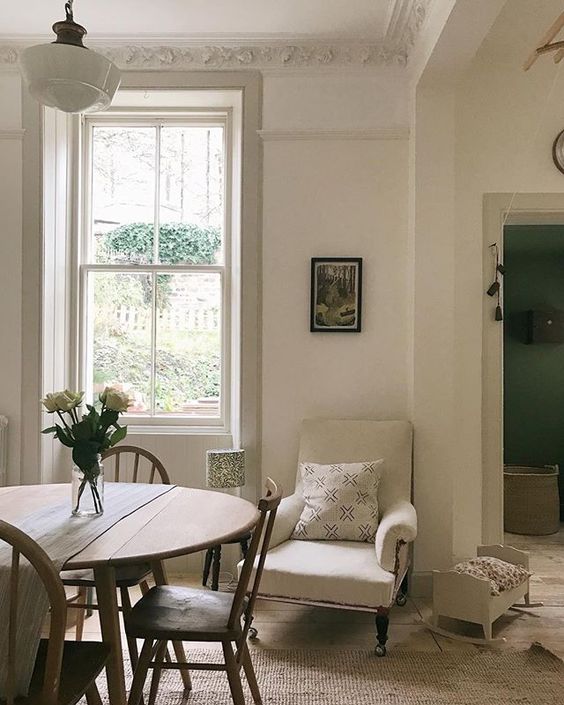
[0,520,109,705]
[63,446,170,666]
[125,478,282,705]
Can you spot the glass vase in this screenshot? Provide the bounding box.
[72,456,104,517]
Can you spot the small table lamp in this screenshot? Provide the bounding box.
[206,448,245,489]
[203,448,247,590]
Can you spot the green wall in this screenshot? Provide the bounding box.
[504,225,564,519]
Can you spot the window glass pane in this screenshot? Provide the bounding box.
[89,272,152,414]
[92,126,156,264]
[155,273,221,416]
[159,127,224,265]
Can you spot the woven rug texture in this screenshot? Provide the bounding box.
[89,644,563,705]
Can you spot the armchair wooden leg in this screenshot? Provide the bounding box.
[395,574,408,607]
[223,641,245,705]
[375,607,389,657]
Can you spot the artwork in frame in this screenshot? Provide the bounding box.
[310,257,363,333]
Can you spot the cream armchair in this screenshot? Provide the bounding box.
[248,419,416,656]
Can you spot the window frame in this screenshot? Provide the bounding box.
[77,109,237,431]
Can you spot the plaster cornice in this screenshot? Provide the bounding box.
[385,0,433,55]
[0,7,434,72]
[0,40,408,70]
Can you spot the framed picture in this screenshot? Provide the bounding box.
[310,257,363,333]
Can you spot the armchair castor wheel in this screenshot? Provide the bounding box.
[248,627,259,639]
[375,644,387,657]
[395,592,407,607]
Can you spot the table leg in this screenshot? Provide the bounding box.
[150,560,192,692]
[202,547,213,586]
[212,544,221,591]
[94,565,126,705]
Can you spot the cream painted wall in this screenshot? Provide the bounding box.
[261,137,409,493]
[454,39,564,557]
[410,0,564,574]
[0,71,23,486]
[0,66,411,571]
[260,69,410,495]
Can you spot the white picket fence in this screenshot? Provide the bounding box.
[115,305,220,332]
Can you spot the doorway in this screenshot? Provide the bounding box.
[502,223,564,604]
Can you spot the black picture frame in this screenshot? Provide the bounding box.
[310,257,363,333]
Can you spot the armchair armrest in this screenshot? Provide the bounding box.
[268,492,305,550]
[375,500,417,572]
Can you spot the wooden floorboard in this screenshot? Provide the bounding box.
[66,528,564,661]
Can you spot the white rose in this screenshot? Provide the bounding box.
[100,387,131,412]
[42,389,83,412]
[53,390,84,412]
[41,393,59,413]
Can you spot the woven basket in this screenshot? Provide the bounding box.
[504,465,560,535]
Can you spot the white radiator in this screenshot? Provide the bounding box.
[0,416,7,486]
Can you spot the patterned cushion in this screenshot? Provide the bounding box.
[291,460,384,542]
[454,556,531,596]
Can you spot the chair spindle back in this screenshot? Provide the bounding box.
[0,520,67,705]
[102,445,170,485]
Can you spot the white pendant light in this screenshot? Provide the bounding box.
[19,0,120,114]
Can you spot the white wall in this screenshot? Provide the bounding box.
[410,0,564,576]
[0,65,411,570]
[454,1,564,556]
[260,72,410,493]
[0,71,23,486]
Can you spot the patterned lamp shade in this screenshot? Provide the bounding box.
[206,449,245,489]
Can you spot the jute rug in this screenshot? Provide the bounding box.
[89,644,563,704]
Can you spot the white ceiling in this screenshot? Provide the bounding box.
[0,0,396,39]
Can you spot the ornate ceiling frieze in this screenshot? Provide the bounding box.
[0,3,433,71]
[385,0,433,56]
[0,41,409,70]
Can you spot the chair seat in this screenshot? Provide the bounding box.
[3,640,109,705]
[61,562,152,588]
[249,539,396,609]
[126,585,245,642]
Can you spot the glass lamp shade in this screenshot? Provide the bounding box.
[206,449,245,489]
[19,43,120,114]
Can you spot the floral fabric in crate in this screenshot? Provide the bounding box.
[292,460,384,542]
[453,556,531,596]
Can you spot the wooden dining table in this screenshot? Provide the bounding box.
[0,483,260,705]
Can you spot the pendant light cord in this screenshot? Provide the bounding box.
[65,0,74,22]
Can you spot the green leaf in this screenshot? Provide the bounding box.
[72,418,94,441]
[41,426,57,434]
[55,425,75,448]
[72,440,100,473]
[109,425,127,447]
[99,409,119,432]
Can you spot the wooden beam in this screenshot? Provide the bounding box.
[524,11,564,70]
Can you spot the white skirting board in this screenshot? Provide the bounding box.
[0,415,7,486]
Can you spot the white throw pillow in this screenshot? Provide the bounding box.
[291,460,384,542]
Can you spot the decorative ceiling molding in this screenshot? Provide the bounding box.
[385,0,433,56]
[0,41,407,71]
[0,7,434,72]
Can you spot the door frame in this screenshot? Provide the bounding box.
[482,193,564,543]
